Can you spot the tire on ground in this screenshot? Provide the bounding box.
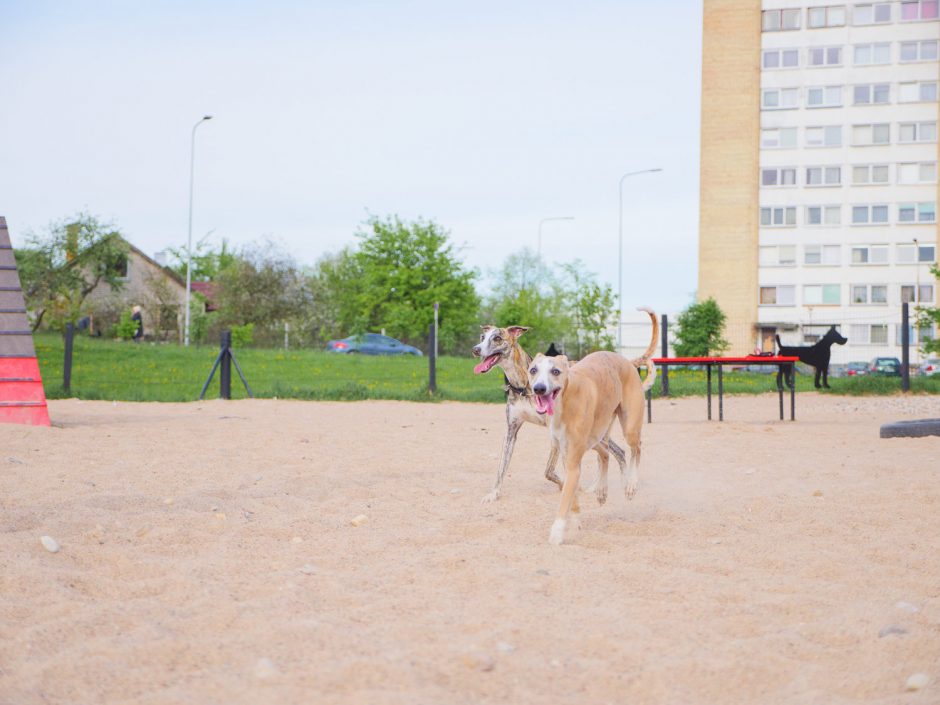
[879,419,940,439]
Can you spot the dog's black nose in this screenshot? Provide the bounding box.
[472,345,481,357]
[533,383,547,395]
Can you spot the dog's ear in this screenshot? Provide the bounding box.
[533,353,545,362]
[506,326,529,340]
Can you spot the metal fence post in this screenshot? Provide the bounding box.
[428,323,437,394]
[63,322,74,393]
[220,330,232,400]
[660,314,669,397]
[901,303,910,392]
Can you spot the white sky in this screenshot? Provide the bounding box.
[1,0,703,312]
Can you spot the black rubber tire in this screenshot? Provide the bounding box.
[880,419,940,439]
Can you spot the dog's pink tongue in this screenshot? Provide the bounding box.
[536,393,555,416]
[473,355,498,374]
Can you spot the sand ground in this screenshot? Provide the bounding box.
[1,393,939,705]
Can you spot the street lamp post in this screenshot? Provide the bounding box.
[617,168,663,352]
[184,115,213,347]
[537,216,575,259]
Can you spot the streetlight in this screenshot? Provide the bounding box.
[537,216,575,259]
[184,115,213,347]
[618,168,663,352]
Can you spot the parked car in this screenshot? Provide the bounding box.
[326,333,422,356]
[845,361,869,377]
[920,357,940,377]
[869,357,901,376]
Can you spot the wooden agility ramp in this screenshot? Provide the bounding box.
[0,216,51,426]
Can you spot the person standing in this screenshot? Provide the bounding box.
[131,305,144,342]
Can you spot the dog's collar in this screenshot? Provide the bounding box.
[503,374,530,398]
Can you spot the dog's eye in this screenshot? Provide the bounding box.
[529,367,537,375]
[493,336,502,343]
[551,369,560,376]
[480,335,485,341]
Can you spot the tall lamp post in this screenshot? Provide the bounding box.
[617,168,662,352]
[537,216,575,259]
[184,115,213,347]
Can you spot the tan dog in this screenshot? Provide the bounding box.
[528,349,654,545]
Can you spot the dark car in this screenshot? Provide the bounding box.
[845,361,869,377]
[326,333,422,356]
[869,357,901,376]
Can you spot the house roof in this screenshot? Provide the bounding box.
[126,242,186,288]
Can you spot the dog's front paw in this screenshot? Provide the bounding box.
[624,478,638,500]
[480,490,500,505]
[595,485,608,506]
[548,519,566,545]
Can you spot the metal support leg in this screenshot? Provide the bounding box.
[789,364,795,421]
[718,364,724,421]
[706,365,712,421]
[778,366,784,421]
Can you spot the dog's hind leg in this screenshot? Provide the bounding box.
[593,437,611,506]
[543,444,563,489]
[481,417,521,504]
[617,405,643,500]
[814,367,822,389]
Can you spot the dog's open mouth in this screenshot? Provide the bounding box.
[473,354,501,375]
[533,389,560,416]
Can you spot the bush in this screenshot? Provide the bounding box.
[674,298,729,357]
[231,323,255,348]
[115,311,139,340]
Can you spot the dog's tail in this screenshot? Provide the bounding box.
[775,334,782,351]
[631,306,658,392]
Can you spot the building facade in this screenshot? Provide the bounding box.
[700,0,939,362]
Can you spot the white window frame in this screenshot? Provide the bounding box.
[853,2,892,24]
[807,85,843,108]
[900,39,938,62]
[805,204,842,226]
[853,42,891,65]
[898,202,937,223]
[853,83,890,105]
[899,122,938,143]
[900,0,940,21]
[852,163,890,185]
[761,127,798,149]
[761,167,797,187]
[803,284,842,305]
[901,283,936,303]
[762,87,799,110]
[804,244,841,265]
[899,81,939,103]
[851,244,890,264]
[852,205,890,225]
[808,46,843,67]
[897,243,937,264]
[852,123,890,146]
[806,165,842,187]
[806,125,842,148]
[760,206,798,227]
[808,5,847,27]
[760,285,796,306]
[763,48,800,69]
[851,283,889,305]
[897,162,936,184]
[763,8,802,30]
[759,245,797,267]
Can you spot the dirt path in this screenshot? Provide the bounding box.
[1,394,938,704]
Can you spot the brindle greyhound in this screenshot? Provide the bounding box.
[471,308,658,504]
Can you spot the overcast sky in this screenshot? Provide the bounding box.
[1,0,702,313]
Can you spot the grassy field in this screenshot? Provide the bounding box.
[32,333,940,403]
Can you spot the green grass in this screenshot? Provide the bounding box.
[32,333,940,402]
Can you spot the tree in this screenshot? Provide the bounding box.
[917,264,940,355]
[561,262,617,356]
[165,236,236,282]
[16,214,129,331]
[673,297,729,357]
[340,215,480,353]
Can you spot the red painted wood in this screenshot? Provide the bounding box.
[0,381,46,401]
[0,356,50,426]
[652,356,799,364]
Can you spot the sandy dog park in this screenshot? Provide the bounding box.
[1,393,938,704]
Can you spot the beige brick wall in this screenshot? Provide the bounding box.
[698,0,761,354]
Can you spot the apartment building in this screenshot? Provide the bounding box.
[699,0,939,361]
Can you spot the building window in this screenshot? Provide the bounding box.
[898,202,937,223]
[807,86,843,108]
[851,284,888,304]
[806,166,841,186]
[806,205,841,225]
[899,122,937,143]
[897,243,936,263]
[901,0,939,20]
[852,164,890,185]
[761,167,797,186]
[805,244,841,265]
[900,39,939,61]
[760,206,797,227]
[763,8,801,30]
[762,88,799,110]
[809,46,843,66]
[806,125,842,147]
[899,81,939,102]
[763,48,800,68]
[852,124,890,146]
[804,284,842,305]
[852,205,890,224]
[761,127,798,149]
[760,245,797,267]
[854,43,891,65]
[851,245,889,263]
[853,2,892,23]
[760,285,796,305]
[850,324,890,344]
[808,5,847,27]
[898,162,937,184]
[901,284,936,302]
[853,84,890,104]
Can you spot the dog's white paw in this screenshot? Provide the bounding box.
[624,479,638,500]
[548,519,566,545]
[480,490,500,505]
